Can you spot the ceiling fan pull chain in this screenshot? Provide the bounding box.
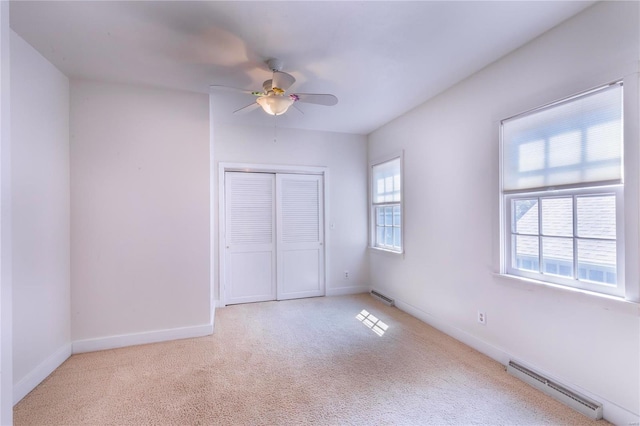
[273,114,278,143]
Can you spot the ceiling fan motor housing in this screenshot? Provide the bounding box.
[210,57,337,116]
[267,58,284,72]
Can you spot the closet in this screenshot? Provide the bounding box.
[223,171,325,304]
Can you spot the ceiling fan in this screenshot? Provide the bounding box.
[210,59,338,116]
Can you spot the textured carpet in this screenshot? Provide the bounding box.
[15,294,606,425]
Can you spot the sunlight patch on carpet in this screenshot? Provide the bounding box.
[356,309,389,336]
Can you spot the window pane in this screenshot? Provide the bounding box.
[577,195,616,239]
[376,207,384,226]
[542,237,573,278]
[393,227,401,248]
[393,206,401,226]
[376,227,384,247]
[513,199,538,234]
[513,235,539,272]
[384,207,392,226]
[541,197,572,237]
[577,239,616,284]
[385,227,393,246]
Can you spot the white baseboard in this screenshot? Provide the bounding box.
[215,287,369,307]
[393,297,639,426]
[14,343,72,405]
[326,285,369,296]
[216,286,369,306]
[72,323,213,354]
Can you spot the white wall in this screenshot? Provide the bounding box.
[0,3,12,423]
[10,31,71,403]
[368,2,639,424]
[212,122,369,303]
[70,80,211,347]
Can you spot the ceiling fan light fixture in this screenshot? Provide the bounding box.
[211,59,337,117]
[257,95,294,116]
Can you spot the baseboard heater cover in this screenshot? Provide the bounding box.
[370,290,394,306]
[507,360,602,420]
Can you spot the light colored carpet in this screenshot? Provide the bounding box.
[15,294,606,425]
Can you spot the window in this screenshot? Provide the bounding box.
[501,83,624,298]
[371,155,403,253]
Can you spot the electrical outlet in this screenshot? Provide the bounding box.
[344,270,349,279]
[478,310,486,325]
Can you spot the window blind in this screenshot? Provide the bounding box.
[502,83,623,192]
[372,158,401,203]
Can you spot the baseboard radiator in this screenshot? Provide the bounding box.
[370,290,394,306]
[507,360,602,420]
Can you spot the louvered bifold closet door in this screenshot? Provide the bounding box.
[276,174,325,300]
[224,172,276,304]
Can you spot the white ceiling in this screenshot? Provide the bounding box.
[10,1,594,135]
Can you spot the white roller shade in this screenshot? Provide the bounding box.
[372,158,401,203]
[502,83,622,192]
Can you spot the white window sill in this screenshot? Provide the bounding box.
[368,246,404,257]
[493,273,640,314]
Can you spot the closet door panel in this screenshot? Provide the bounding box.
[224,172,276,305]
[276,174,325,300]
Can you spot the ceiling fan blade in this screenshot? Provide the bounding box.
[293,93,338,106]
[272,71,295,92]
[233,102,259,114]
[210,85,261,96]
[292,104,305,115]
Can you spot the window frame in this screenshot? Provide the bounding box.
[503,185,625,298]
[370,151,404,254]
[499,82,627,299]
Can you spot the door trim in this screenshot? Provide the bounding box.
[218,162,329,306]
